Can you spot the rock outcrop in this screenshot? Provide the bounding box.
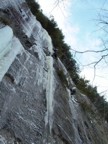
[0,0,108,144]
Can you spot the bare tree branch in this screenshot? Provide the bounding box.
[50,0,63,13]
[71,48,108,54]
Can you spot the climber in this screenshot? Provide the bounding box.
[70,87,76,96]
[52,48,58,59]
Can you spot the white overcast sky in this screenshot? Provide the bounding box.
[37,0,108,101]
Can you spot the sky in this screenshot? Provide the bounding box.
[37,0,108,101]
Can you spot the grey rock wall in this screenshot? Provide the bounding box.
[0,0,108,144]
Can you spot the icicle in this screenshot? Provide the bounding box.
[0,26,23,81]
[0,26,13,59]
[45,55,54,133]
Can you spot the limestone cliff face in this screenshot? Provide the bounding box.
[0,0,108,144]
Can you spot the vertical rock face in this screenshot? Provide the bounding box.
[0,0,108,144]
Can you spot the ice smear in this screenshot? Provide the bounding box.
[58,58,74,86]
[0,135,6,144]
[67,88,83,144]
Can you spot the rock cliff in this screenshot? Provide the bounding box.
[0,0,108,144]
